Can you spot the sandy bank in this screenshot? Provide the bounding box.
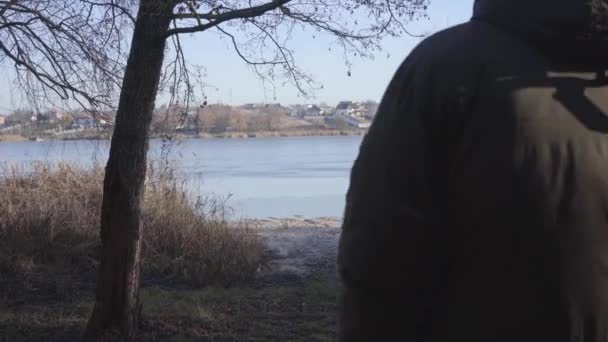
[245,217,342,287]
[0,134,27,142]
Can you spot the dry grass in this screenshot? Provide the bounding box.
[0,134,28,142]
[0,162,264,287]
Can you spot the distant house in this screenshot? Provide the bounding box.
[48,109,64,122]
[302,105,322,119]
[320,105,335,116]
[72,116,97,129]
[0,115,5,126]
[69,110,114,129]
[289,105,305,117]
[335,101,352,116]
[347,103,368,118]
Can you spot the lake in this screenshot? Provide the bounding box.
[0,136,363,218]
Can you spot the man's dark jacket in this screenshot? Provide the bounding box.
[338,0,608,341]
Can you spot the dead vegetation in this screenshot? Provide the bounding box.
[0,163,340,341]
[0,162,264,287]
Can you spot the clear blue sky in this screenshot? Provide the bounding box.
[0,0,474,111]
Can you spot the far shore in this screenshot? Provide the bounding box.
[0,134,28,142]
[243,216,342,229]
[195,128,365,140]
[0,128,366,142]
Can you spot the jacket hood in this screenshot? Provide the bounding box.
[473,0,608,55]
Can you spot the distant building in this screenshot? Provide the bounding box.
[70,111,114,129]
[302,104,322,119]
[32,109,64,122]
[0,115,5,126]
[320,105,335,116]
[49,109,64,122]
[347,102,368,118]
[289,105,305,117]
[335,101,353,116]
[72,116,97,129]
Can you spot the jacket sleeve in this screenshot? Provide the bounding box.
[337,49,452,341]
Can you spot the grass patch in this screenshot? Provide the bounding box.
[0,162,264,287]
[0,282,338,341]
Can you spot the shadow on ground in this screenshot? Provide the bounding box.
[1,222,342,341]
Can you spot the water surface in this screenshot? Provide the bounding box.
[0,136,363,218]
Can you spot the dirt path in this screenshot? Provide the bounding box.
[249,217,342,288]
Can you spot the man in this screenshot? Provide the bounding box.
[338,0,608,341]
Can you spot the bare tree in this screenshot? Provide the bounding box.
[93,4,425,339]
[162,0,429,104]
[0,0,133,113]
[1,0,429,340]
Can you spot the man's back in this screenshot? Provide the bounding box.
[338,1,608,341]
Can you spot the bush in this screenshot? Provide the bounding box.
[0,162,264,287]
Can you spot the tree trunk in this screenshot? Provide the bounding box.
[84,2,172,341]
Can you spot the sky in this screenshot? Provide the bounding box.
[0,0,475,112]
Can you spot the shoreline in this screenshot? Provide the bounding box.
[243,216,342,230]
[195,129,365,140]
[0,128,366,142]
[0,134,28,142]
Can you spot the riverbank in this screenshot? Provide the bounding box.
[0,128,366,142]
[195,129,365,140]
[0,165,343,340]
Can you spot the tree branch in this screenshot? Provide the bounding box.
[0,0,131,109]
[81,0,136,24]
[166,0,290,37]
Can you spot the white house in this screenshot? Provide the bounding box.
[335,101,352,117]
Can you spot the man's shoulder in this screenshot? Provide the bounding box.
[410,21,493,65]
[399,20,526,89]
